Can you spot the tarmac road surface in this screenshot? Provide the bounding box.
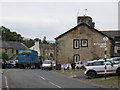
[2,69,102,89]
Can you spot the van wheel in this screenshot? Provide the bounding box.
[87,71,96,79]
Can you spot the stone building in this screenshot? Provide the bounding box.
[55,16,114,64]
[0,41,28,59]
[30,39,55,61]
[101,31,120,57]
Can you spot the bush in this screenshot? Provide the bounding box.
[0,52,9,59]
[21,52,31,55]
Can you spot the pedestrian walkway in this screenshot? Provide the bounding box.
[0,69,2,88]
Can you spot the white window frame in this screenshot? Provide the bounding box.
[73,39,79,49]
[73,54,80,63]
[81,39,88,47]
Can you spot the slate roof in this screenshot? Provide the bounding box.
[0,41,28,50]
[101,31,120,39]
[55,23,114,41]
[40,43,55,50]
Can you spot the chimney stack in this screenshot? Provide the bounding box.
[77,16,95,28]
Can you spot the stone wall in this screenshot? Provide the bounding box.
[56,25,114,64]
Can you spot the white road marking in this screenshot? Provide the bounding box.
[5,76,9,90]
[40,76,46,80]
[30,71,46,80]
[28,70,62,88]
[49,81,62,88]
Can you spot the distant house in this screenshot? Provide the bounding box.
[101,31,120,56]
[55,16,115,64]
[30,39,55,61]
[0,41,28,59]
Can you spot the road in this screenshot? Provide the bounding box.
[2,69,101,89]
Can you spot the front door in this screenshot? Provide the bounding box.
[73,54,80,63]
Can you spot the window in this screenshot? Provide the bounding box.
[81,39,88,47]
[73,54,80,63]
[16,50,18,54]
[73,39,80,49]
[5,49,7,53]
[117,50,120,53]
[93,61,104,66]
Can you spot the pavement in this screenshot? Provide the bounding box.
[0,69,2,89]
[2,69,100,89]
[52,69,120,89]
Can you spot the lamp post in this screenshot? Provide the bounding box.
[103,37,108,79]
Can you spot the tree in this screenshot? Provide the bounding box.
[0,52,9,59]
[1,26,23,42]
[42,36,49,44]
[22,39,35,48]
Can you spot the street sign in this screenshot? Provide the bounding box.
[100,45,106,48]
[94,43,106,46]
[103,37,108,41]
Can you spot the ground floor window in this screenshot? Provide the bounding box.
[117,50,120,53]
[73,54,80,63]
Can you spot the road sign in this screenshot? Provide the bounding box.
[94,43,106,46]
[103,37,108,41]
[100,45,106,48]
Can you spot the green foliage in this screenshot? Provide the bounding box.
[0,52,9,59]
[42,36,49,44]
[1,26,23,42]
[21,52,31,55]
[22,39,35,48]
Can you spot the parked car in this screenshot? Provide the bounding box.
[14,60,19,68]
[41,60,53,70]
[6,60,15,68]
[84,59,120,79]
[9,60,16,67]
[2,59,8,69]
[110,57,120,64]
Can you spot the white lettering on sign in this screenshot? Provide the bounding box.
[103,37,108,41]
[100,45,106,48]
[94,43,106,46]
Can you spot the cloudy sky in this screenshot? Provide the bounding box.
[1,0,119,40]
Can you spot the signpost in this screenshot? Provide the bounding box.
[93,37,108,79]
[103,37,108,79]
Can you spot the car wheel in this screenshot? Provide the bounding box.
[87,71,96,79]
[116,68,120,75]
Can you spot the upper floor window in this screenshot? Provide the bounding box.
[81,39,88,47]
[73,39,79,49]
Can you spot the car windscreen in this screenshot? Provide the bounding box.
[43,61,51,64]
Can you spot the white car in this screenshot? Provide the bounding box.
[110,57,120,64]
[41,60,53,70]
[8,60,16,67]
[52,60,56,69]
[84,59,120,79]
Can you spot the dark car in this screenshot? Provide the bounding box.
[2,59,8,69]
[2,60,14,69]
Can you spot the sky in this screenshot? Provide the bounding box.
[0,0,119,40]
